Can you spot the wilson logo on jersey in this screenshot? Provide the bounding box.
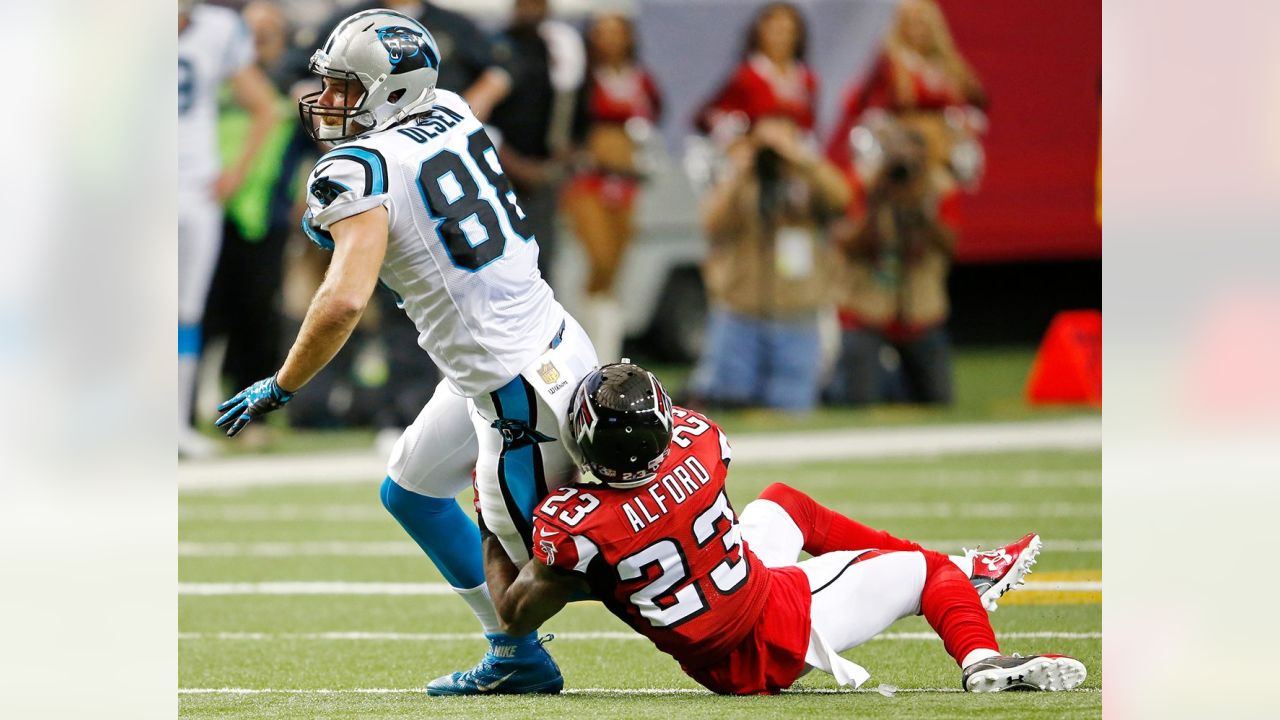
[375,26,437,74]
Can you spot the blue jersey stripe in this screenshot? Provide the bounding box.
[319,146,388,196]
[492,378,539,531]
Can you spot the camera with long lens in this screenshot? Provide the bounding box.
[754,145,785,218]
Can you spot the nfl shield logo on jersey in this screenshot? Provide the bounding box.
[537,362,560,384]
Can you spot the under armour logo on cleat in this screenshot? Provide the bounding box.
[980,550,1013,570]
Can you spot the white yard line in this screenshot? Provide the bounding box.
[178,539,1102,557]
[179,541,421,557]
[179,582,456,596]
[178,630,1101,642]
[179,580,1100,596]
[180,501,1099,523]
[180,505,388,522]
[178,418,1100,490]
[178,686,1100,695]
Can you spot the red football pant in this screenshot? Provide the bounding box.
[756,482,927,555]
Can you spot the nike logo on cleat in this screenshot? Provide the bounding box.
[476,671,517,692]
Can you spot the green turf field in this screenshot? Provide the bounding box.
[179,447,1101,718]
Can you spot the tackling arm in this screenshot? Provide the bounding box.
[485,534,584,637]
[275,207,389,392]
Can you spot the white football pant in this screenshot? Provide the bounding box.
[739,498,929,688]
[387,314,599,567]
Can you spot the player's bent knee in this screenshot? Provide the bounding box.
[759,482,807,511]
[379,476,456,521]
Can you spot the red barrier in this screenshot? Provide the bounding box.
[1026,311,1102,407]
[938,0,1101,263]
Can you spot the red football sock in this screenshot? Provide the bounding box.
[757,483,926,555]
[919,550,999,666]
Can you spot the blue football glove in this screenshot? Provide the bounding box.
[215,375,295,437]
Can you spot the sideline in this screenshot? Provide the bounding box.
[179,418,1100,490]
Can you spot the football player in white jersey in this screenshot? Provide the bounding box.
[178,0,278,458]
[215,9,599,696]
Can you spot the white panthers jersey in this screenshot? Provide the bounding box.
[303,90,565,398]
[178,4,254,191]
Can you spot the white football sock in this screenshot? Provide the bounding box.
[962,648,1001,669]
[454,583,501,635]
[950,554,974,576]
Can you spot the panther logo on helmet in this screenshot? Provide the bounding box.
[375,26,437,75]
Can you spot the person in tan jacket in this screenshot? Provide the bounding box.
[685,116,850,411]
[826,117,957,405]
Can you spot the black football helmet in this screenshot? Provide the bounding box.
[570,360,674,486]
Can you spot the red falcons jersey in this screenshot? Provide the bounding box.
[532,408,800,676]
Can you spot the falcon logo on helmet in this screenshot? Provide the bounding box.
[651,374,672,432]
[572,383,599,444]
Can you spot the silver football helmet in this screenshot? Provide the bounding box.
[298,8,440,143]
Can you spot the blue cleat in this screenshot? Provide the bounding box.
[426,632,564,696]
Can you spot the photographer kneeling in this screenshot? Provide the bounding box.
[685,116,850,412]
[826,115,959,405]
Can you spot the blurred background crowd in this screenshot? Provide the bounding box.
[181,0,1100,455]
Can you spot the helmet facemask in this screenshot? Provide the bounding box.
[298,63,374,143]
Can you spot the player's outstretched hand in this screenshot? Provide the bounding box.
[215,375,295,437]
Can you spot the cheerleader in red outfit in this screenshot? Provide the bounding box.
[826,0,985,180]
[695,2,817,139]
[563,13,663,363]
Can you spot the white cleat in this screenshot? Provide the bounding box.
[962,654,1087,692]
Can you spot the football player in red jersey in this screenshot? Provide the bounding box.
[485,362,1087,694]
